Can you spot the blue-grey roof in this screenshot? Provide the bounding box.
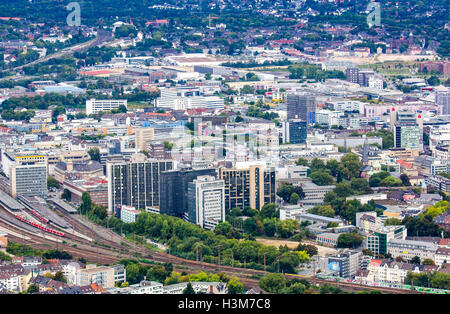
[0,189,24,210]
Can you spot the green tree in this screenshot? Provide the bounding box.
[338,153,362,179]
[290,193,300,204]
[369,171,391,187]
[0,251,12,261]
[422,259,435,266]
[427,75,440,86]
[282,282,306,294]
[337,232,363,248]
[350,178,371,195]
[384,218,402,226]
[260,203,277,219]
[258,273,287,293]
[126,263,144,285]
[400,174,411,186]
[296,243,318,257]
[146,265,167,283]
[296,158,309,166]
[310,171,335,186]
[278,252,300,273]
[62,189,71,201]
[263,219,276,237]
[275,219,299,238]
[183,282,195,294]
[87,147,101,162]
[308,204,335,218]
[228,277,244,294]
[411,256,421,264]
[27,284,39,294]
[80,192,92,215]
[380,176,402,187]
[47,176,60,190]
[52,271,67,283]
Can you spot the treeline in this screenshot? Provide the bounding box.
[298,153,364,186]
[74,47,119,67]
[296,154,385,224]
[22,56,78,82]
[1,93,87,111]
[82,197,313,273]
[225,203,315,241]
[288,63,345,81]
[6,242,72,260]
[404,271,450,290]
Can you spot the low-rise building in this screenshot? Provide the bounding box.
[434,247,450,266]
[388,238,437,262]
[163,281,227,294]
[107,280,163,294]
[327,250,362,278]
[120,205,141,224]
[358,259,429,285]
[77,264,125,289]
[316,232,340,247]
[362,225,407,256]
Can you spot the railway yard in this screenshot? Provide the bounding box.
[0,190,430,295]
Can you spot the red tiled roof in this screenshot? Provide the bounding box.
[439,238,450,246]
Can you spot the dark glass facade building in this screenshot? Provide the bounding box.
[283,119,307,144]
[159,168,217,217]
[286,94,316,124]
[107,157,173,214]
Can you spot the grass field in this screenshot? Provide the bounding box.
[255,238,337,257]
[127,101,153,109]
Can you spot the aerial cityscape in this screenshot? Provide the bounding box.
[0,0,449,298]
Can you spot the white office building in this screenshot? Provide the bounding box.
[86,99,127,115]
[387,238,437,262]
[156,87,224,110]
[368,76,384,90]
[187,175,225,230]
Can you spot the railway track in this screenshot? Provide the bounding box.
[50,205,143,254]
[0,203,427,294]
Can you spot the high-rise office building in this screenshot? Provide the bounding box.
[436,91,450,115]
[1,151,48,198]
[286,94,316,124]
[159,167,217,217]
[346,67,360,84]
[135,127,155,151]
[106,154,173,214]
[395,123,422,150]
[187,175,225,230]
[282,119,307,144]
[11,164,47,198]
[391,111,422,150]
[345,67,375,87]
[218,165,276,211]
